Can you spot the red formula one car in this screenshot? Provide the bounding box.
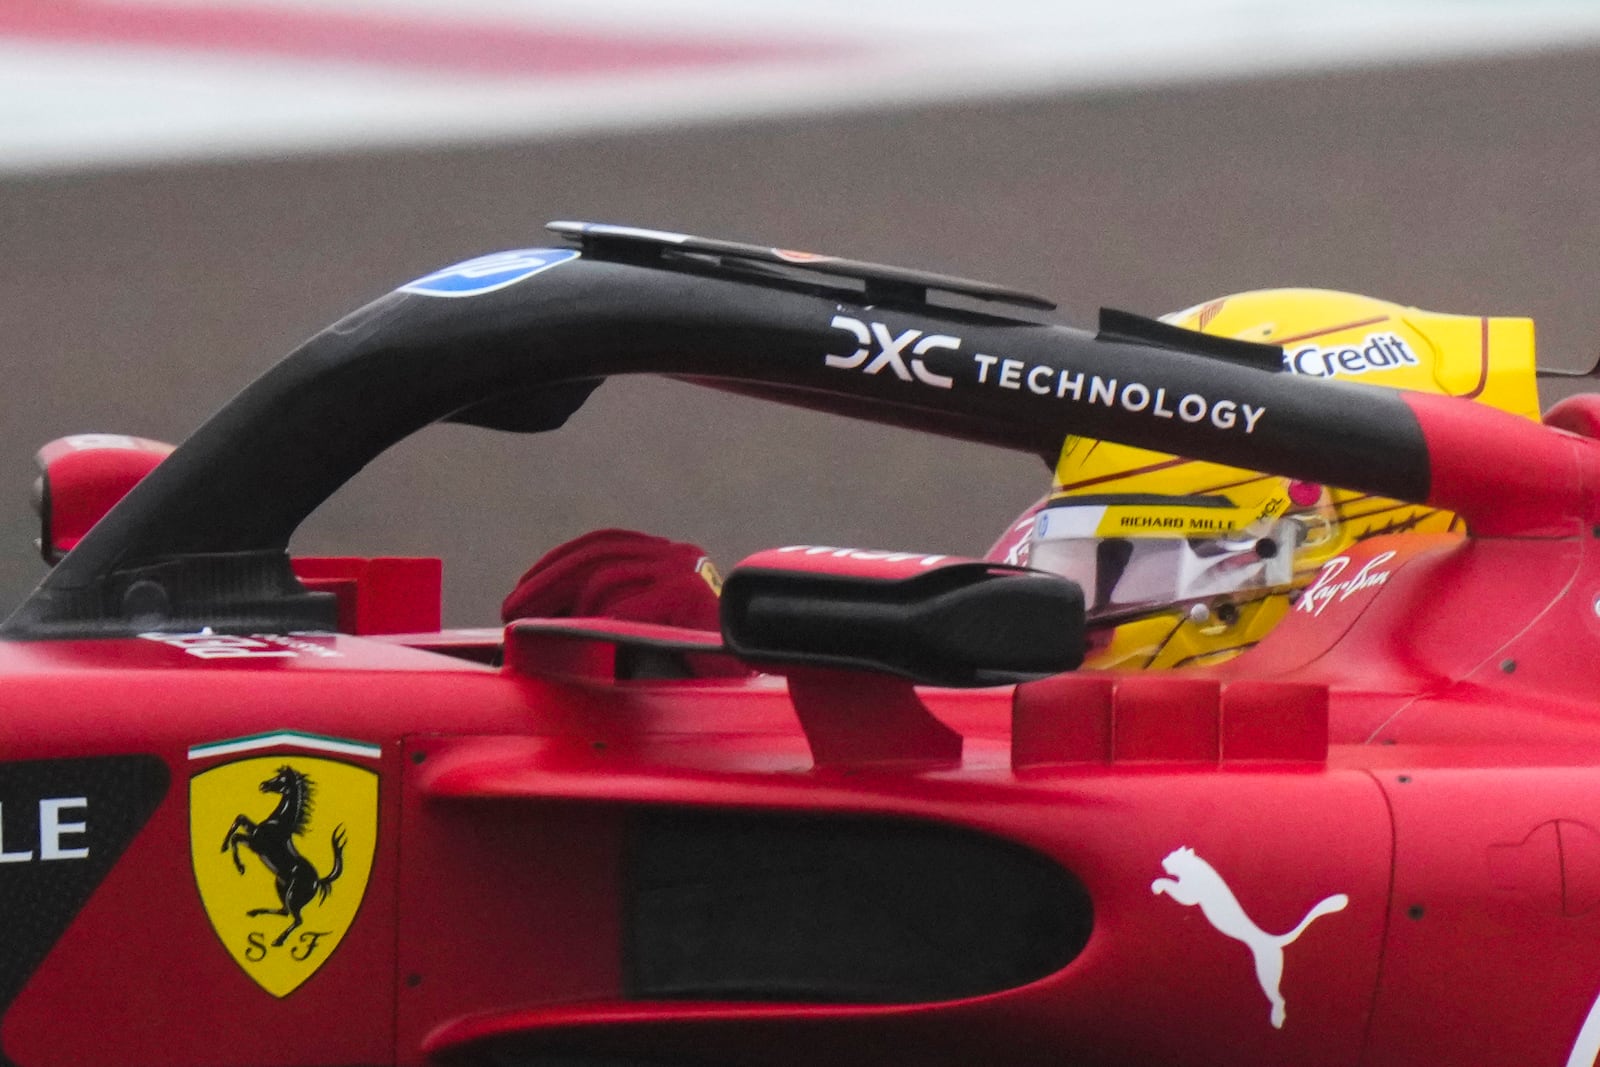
[6,222,1600,1067]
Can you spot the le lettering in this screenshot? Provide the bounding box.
[0,797,90,862]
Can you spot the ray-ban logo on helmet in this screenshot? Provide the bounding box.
[1296,551,1396,617]
[824,315,957,389]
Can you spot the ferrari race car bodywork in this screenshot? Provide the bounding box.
[5,223,1600,1067]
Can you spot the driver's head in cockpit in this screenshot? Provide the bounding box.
[988,288,1543,669]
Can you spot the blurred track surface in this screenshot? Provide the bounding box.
[7,0,1600,173]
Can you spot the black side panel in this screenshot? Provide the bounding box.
[0,756,169,1066]
[625,809,1091,1003]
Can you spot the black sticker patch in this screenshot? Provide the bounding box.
[0,756,168,1061]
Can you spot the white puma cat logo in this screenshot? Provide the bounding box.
[1151,846,1349,1029]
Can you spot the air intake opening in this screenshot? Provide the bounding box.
[625,809,1091,1003]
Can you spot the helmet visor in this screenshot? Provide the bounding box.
[1028,504,1294,616]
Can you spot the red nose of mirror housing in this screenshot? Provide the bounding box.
[34,435,174,564]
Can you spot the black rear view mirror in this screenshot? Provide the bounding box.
[720,548,1085,687]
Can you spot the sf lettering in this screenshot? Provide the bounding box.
[0,797,89,863]
[824,315,957,389]
[244,929,333,963]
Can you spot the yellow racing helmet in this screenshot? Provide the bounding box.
[993,289,1543,669]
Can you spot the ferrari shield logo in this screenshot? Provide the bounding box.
[190,755,377,997]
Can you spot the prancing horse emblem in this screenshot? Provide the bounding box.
[222,765,347,946]
[191,748,377,997]
[1152,846,1348,1029]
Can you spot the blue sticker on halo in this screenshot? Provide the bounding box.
[400,248,579,298]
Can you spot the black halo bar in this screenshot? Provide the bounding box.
[4,222,1434,637]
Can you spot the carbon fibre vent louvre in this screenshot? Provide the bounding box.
[1096,307,1285,371]
[625,810,1091,1003]
[548,221,1058,311]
